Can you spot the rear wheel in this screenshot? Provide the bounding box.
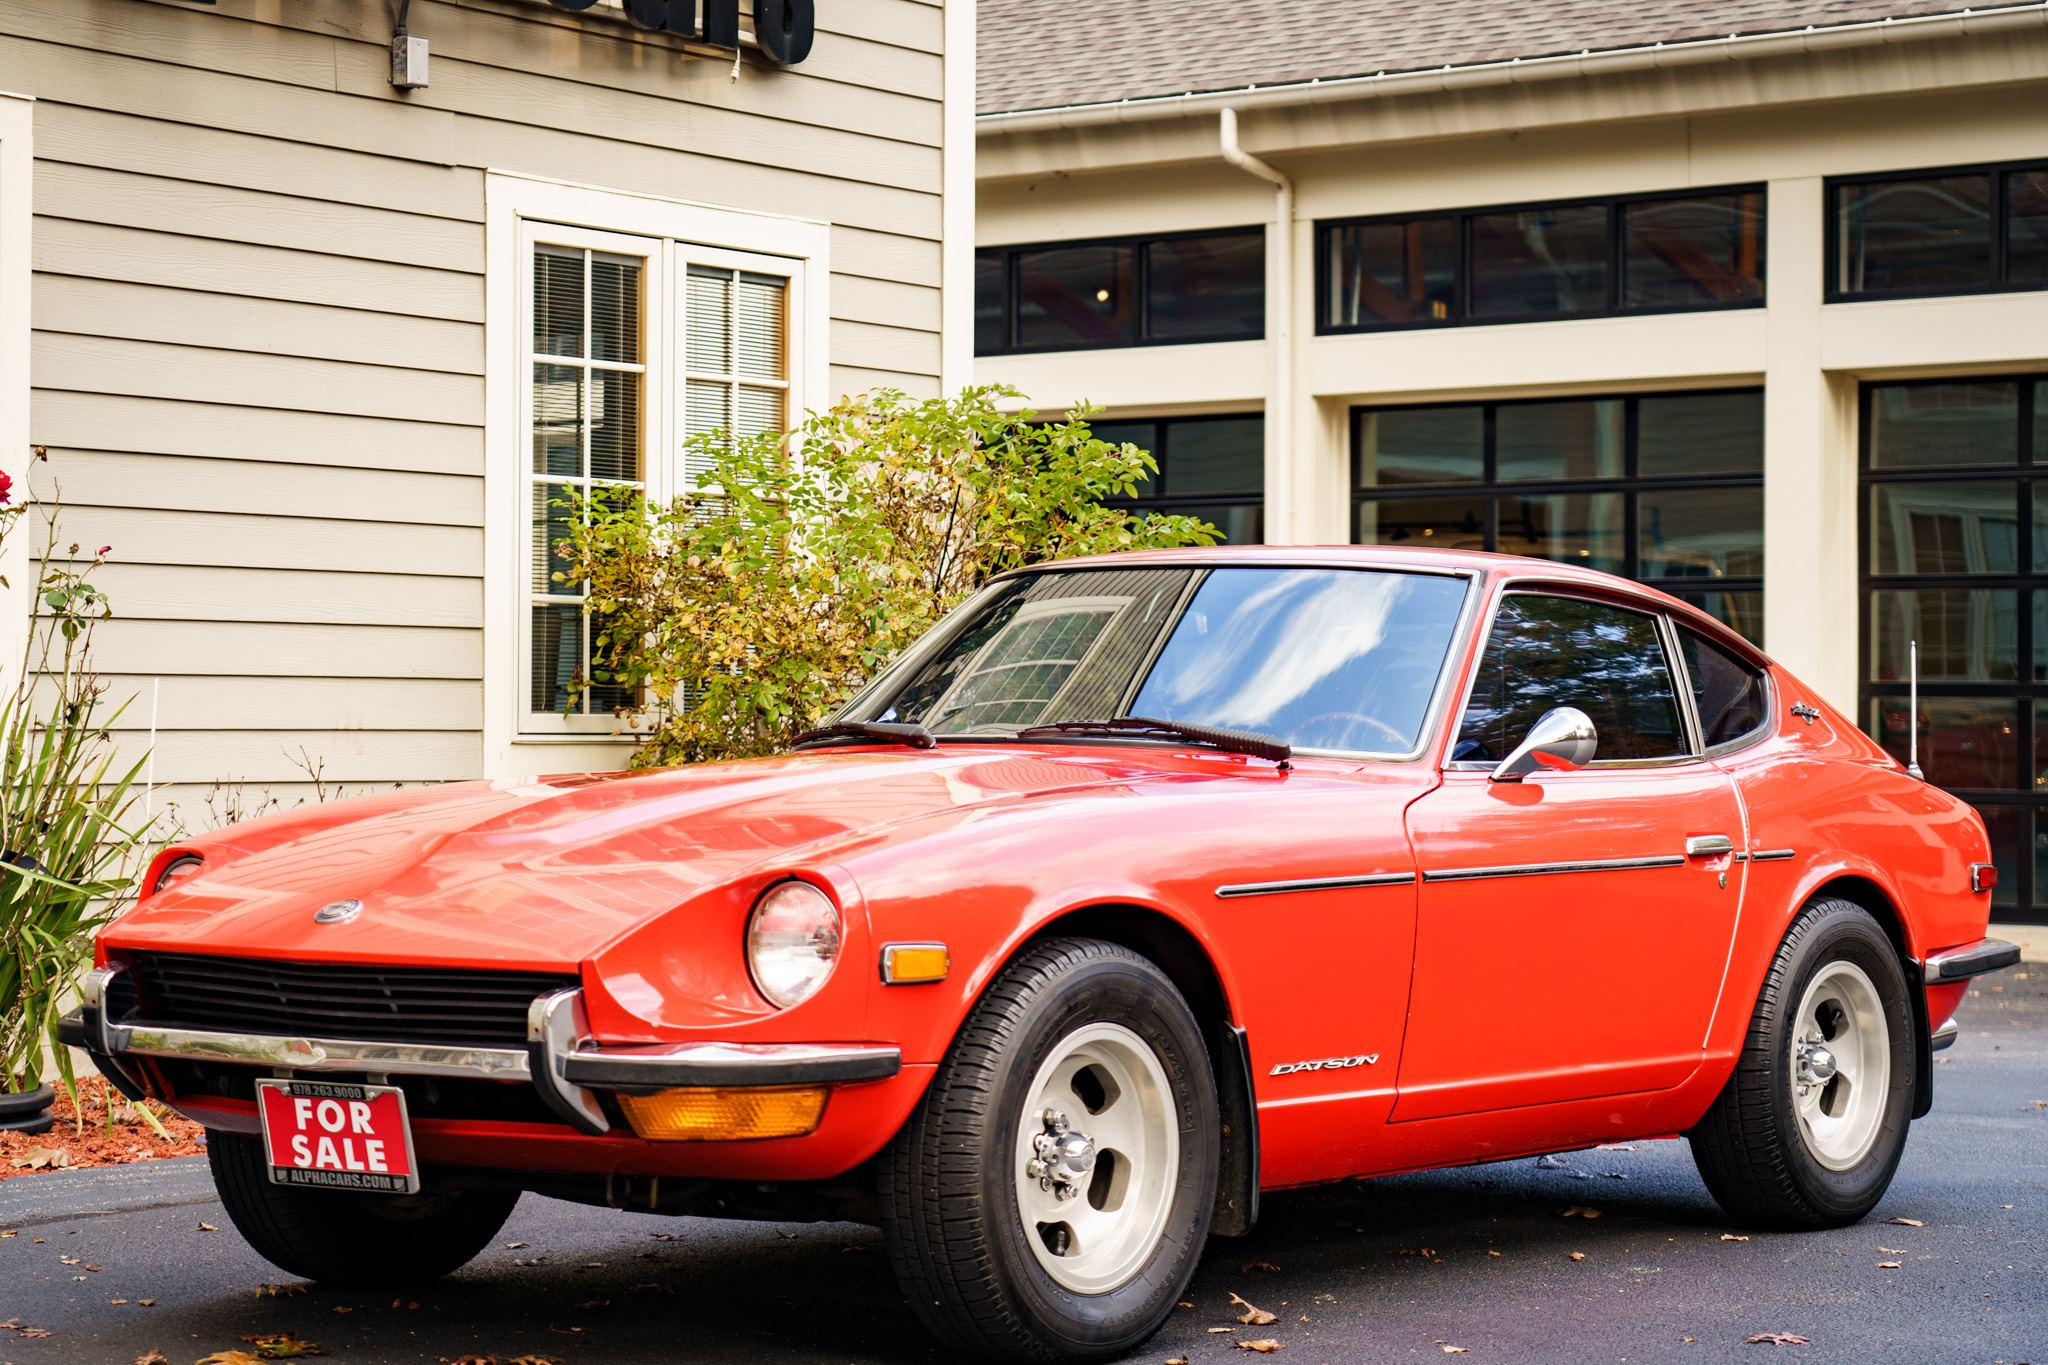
[882,937,1219,1361]
[1688,896,1916,1228]
[209,1133,518,1286]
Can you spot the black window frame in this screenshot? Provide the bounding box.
[1857,373,2048,926]
[1316,183,1768,335]
[1824,158,2048,304]
[1350,388,1766,643]
[977,226,1266,357]
[1096,413,1267,546]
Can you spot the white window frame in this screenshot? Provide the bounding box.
[0,93,30,699]
[485,172,829,777]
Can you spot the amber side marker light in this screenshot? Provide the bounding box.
[881,942,949,985]
[616,1086,827,1142]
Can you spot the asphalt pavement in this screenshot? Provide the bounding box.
[4,972,2043,1365]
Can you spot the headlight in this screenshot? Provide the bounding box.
[153,854,203,895]
[745,881,841,1009]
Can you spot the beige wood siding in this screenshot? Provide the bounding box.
[4,0,949,811]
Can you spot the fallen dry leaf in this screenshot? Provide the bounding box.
[1559,1206,1601,1219]
[1241,1261,1281,1274]
[1235,1343,1284,1355]
[504,1241,528,1250]
[254,1283,307,1299]
[1568,1251,1588,1262]
[1442,1348,1471,1356]
[198,1222,218,1232]
[1207,1326,1236,1334]
[1883,1217,1926,1228]
[197,1354,265,1365]
[651,1232,686,1242]
[59,1255,80,1266]
[0,1229,14,1238]
[1166,1359,1190,1365]
[1745,1333,1811,1346]
[19,1328,52,1339]
[1230,1293,1277,1327]
[133,1352,171,1365]
[137,1299,155,1308]
[9,1146,71,1171]
[242,1332,325,1359]
[1876,1261,1902,1270]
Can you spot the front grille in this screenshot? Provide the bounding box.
[125,952,576,1049]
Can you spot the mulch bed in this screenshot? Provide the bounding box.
[0,1077,205,1180]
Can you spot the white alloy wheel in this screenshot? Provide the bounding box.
[1789,960,1891,1171]
[1013,1021,1180,1295]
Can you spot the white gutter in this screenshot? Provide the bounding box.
[1218,108,1295,545]
[978,2,2048,133]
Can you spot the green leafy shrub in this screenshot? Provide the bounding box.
[561,386,1219,767]
[0,473,146,1096]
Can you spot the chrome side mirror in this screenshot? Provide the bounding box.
[1489,706,1597,782]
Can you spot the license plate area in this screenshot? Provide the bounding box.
[255,1079,419,1194]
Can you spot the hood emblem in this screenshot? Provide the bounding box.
[313,899,363,925]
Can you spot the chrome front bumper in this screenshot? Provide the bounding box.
[60,967,899,1138]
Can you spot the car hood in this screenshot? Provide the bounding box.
[104,746,1245,971]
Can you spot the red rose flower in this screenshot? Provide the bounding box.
[96,544,111,557]
[0,470,11,506]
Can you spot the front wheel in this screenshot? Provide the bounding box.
[882,937,1219,1361]
[209,1133,519,1286]
[1688,896,1916,1228]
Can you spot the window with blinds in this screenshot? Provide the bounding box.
[519,228,800,733]
[683,265,788,489]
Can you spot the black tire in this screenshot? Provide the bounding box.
[209,1133,518,1285]
[882,937,1220,1362]
[1688,896,1916,1229]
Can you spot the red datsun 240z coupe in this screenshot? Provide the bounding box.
[66,547,2017,1360]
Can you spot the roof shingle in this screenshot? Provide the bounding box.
[978,1,1981,115]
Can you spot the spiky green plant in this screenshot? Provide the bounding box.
[0,484,147,1096]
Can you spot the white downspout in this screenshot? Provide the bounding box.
[1219,108,1293,544]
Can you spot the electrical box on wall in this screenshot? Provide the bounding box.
[391,34,429,88]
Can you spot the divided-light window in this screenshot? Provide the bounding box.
[976,229,1264,355]
[1318,186,1765,333]
[1829,159,2048,301]
[1351,389,1765,642]
[1858,375,2048,924]
[522,227,795,733]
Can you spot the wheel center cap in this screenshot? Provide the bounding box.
[1024,1108,1096,1201]
[1798,1043,1839,1086]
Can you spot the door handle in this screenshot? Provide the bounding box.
[1685,835,1734,858]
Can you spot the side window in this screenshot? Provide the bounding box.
[1677,626,1770,748]
[1455,594,1688,763]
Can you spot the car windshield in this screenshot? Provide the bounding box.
[845,565,1470,755]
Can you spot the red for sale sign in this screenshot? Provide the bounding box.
[255,1079,420,1194]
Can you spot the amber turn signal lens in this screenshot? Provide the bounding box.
[880,943,949,985]
[615,1086,827,1142]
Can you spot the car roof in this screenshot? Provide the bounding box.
[1017,545,1770,665]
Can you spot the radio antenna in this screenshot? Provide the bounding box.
[1907,638,1924,780]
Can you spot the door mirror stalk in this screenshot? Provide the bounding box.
[1489,707,1598,782]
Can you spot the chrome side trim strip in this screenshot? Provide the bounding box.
[114,1022,534,1082]
[1216,872,1416,899]
[1421,854,1685,883]
[1748,849,1797,862]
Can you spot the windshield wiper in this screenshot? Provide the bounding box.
[791,720,937,751]
[1015,716,1290,768]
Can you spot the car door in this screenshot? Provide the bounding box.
[1393,589,1745,1121]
